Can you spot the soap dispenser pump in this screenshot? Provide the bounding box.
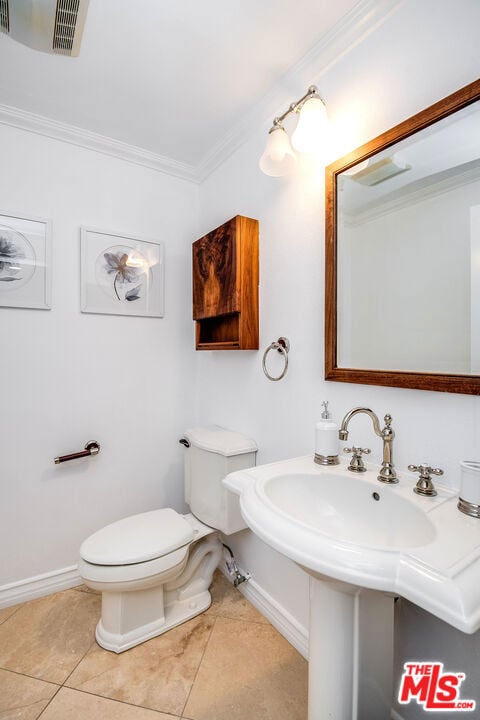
[314,401,340,466]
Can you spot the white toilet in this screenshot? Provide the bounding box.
[78,426,257,653]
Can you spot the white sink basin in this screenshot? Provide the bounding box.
[263,471,435,549]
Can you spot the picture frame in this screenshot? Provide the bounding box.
[80,227,165,318]
[0,211,52,310]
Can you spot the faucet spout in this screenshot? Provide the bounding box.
[339,407,382,440]
[338,407,397,484]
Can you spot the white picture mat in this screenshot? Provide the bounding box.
[80,227,165,317]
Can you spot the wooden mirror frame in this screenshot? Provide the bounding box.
[325,79,480,395]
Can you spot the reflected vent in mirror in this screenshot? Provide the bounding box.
[349,155,411,186]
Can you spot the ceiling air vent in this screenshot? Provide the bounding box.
[53,0,83,56]
[0,0,9,34]
[1,0,89,56]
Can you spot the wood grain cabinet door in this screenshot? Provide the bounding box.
[192,218,239,320]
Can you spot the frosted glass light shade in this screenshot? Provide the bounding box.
[291,96,328,153]
[259,126,296,177]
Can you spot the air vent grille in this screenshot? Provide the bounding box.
[0,0,9,34]
[53,0,80,55]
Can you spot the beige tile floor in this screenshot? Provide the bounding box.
[0,572,308,719]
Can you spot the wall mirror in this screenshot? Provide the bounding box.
[325,79,480,395]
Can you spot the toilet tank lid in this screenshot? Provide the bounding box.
[80,509,194,566]
[184,426,257,456]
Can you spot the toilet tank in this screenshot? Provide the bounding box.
[183,426,257,535]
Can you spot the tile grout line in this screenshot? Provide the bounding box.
[0,667,62,689]
[60,637,98,687]
[179,614,219,718]
[38,684,183,717]
[36,684,63,719]
[31,633,100,719]
[216,612,269,626]
[0,606,22,626]
[178,593,276,720]
[0,666,61,684]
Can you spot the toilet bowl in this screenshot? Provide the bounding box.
[79,427,257,653]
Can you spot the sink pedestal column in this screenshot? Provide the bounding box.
[308,577,394,720]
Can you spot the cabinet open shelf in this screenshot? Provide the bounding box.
[195,313,240,349]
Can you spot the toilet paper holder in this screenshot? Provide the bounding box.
[54,440,100,464]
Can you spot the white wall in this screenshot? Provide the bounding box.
[195,0,480,711]
[339,180,479,373]
[0,125,198,587]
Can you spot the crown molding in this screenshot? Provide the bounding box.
[196,0,405,182]
[0,0,404,185]
[0,104,198,183]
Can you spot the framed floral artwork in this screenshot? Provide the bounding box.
[80,227,165,317]
[0,211,51,310]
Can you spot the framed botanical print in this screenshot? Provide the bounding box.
[80,227,165,317]
[0,211,51,310]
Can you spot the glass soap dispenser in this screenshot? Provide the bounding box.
[314,401,339,466]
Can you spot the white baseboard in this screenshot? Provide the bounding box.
[0,565,82,608]
[220,566,309,660]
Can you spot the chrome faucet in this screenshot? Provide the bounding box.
[339,407,397,484]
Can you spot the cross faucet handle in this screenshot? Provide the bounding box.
[344,446,371,473]
[408,464,444,497]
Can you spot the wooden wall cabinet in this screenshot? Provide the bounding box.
[192,215,259,350]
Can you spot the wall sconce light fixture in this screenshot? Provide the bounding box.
[259,86,327,177]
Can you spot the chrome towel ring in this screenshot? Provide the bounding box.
[262,337,290,381]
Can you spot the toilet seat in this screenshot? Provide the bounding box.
[80,508,194,566]
[78,544,190,586]
[78,510,216,588]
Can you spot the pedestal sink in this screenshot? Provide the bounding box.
[223,456,480,720]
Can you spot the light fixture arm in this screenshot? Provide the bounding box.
[269,86,323,132]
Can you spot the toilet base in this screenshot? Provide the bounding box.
[96,586,212,653]
[94,533,223,653]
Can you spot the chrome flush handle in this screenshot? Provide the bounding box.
[408,464,444,497]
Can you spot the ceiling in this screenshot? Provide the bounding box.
[0,0,360,171]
